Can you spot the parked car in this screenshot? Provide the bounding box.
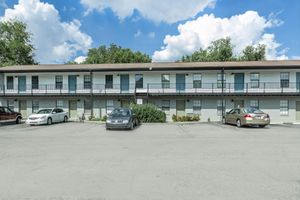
[0,106,22,124]
[222,107,270,128]
[26,108,68,125]
[106,108,140,130]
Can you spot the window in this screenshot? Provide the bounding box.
[105,75,113,89]
[193,74,202,88]
[250,100,259,109]
[7,100,14,111]
[3,107,13,113]
[161,100,170,111]
[32,76,39,89]
[217,73,226,88]
[106,100,114,114]
[162,74,170,89]
[55,75,63,89]
[0,107,5,113]
[280,72,289,88]
[217,100,226,116]
[6,76,14,90]
[135,74,143,89]
[280,100,289,116]
[84,75,92,89]
[56,100,64,108]
[193,100,201,115]
[32,100,39,113]
[84,100,92,115]
[250,73,260,88]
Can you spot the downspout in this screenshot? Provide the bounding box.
[90,70,94,117]
[221,67,225,119]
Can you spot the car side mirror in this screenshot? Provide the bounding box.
[52,111,56,114]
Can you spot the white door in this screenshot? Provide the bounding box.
[52,109,60,122]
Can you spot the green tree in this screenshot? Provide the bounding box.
[240,44,266,61]
[0,20,36,67]
[181,37,266,62]
[182,38,235,62]
[84,44,151,64]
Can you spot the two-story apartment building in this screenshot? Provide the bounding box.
[0,60,300,123]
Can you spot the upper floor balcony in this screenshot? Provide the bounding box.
[0,82,300,96]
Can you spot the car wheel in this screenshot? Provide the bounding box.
[16,117,21,124]
[259,125,266,128]
[222,117,226,124]
[236,119,242,128]
[63,116,68,123]
[47,118,52,125]
[134,119,138,127]
[130,122,134,130]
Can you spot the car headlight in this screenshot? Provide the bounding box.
[122,119,129,124]
[40,116,47,120]
[106,119,112,123]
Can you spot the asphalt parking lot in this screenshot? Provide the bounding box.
[0,122,300,200]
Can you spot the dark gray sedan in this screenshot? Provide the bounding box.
[106,108,139,130]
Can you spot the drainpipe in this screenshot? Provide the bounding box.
[90,70,94,117]
[221,67,225,119]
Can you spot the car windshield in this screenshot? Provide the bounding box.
[37,109,52,114]
[111,109,130,117]
[243,108,264,114]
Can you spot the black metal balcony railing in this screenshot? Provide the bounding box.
[0,82,300,96]
[147,82,300,94]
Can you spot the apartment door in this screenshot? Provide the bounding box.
[69,100,77,119]
[296,72,300,91]
[176,100,185,116]
[19,100,27,118]
[234,100,244,108]
[120,74,129,92]
[18,76,26,93]
[296,101,300,121]
[234,73,244,91]
[176,74,185,91]
[68,75,77,93]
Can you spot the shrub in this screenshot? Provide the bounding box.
[172,114,200,122]
[172,114,177,122]
[101,115,107,122]
[88,115,101,121]
[131,104,166,123]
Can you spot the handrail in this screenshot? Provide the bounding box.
[0,82,300,95]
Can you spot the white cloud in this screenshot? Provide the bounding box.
[74,56,87,64]
[134,29,141,38]
[80,0,216,23]
[1,0,92,64]
[148,32,155,38]
[292,56,300,60]
[152,11,288,62]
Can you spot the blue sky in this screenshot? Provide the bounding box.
[0,0,299,63]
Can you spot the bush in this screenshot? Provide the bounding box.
[88,115,101,121]
[101,115,107,122]
[131,104,166,123]
[172,114,177,122]
[172,114,200,122]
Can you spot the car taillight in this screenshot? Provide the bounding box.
[244,114,252,118]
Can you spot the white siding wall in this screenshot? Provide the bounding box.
[4,70,300,89]
[1,69,300,123]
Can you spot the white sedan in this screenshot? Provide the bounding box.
[26,108,68,125]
